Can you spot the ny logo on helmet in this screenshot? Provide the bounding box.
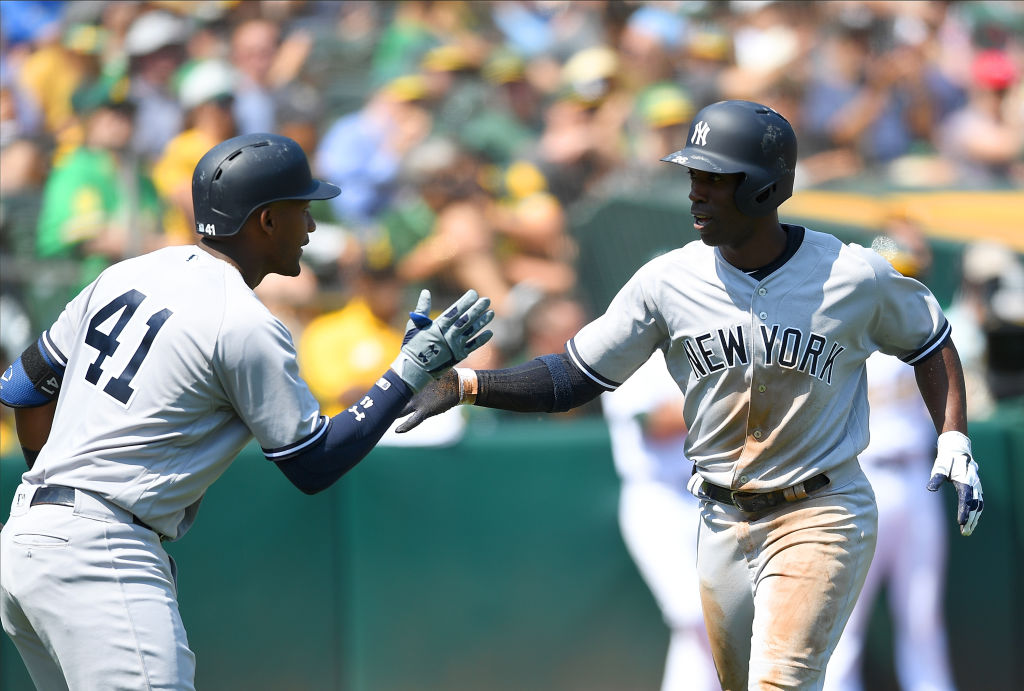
[691,121,711,146]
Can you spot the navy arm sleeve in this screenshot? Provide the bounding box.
[476,353,605,413]
[0,337,64,408]
[275,370,413,494]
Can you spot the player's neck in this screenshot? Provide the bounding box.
[197,240,262,289]
[719,221,787,271]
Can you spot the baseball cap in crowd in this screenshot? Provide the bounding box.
[562,45,619,106]
[972,50,1019,90]
[421,43,477,72]
[482,48,526,85]
[637,83,694,129]
[71,75,134,115]
[177,59,237,110]
[381,74,429,102]
[63,23,107,56]
[123,10,188,57]
[687,27,732,62]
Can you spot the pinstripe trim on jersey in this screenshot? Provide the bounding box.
[901,320,951,365]
[262,415,330,460]
[566,339,619,391]
[40,331,68,369]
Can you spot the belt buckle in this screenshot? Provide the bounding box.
[729,490,767,513]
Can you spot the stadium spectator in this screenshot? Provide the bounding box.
[229,17,315,136]
[383,136,513,315]
[122,9,189,162]
[151,59,238,244]
[419,41,492,141]
[298,251,406,416]
[229,18,281,135]
[615,5,688,94]
[935,49,1024,187]
[33,78,162,323]
[314,75,433,235]
[601,81,696,192]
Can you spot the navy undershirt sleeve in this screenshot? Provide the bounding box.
[275,369,413,494]
[475,353,604,413]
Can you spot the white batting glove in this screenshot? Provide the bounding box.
[926,431,984,536]
[390,289,494,392]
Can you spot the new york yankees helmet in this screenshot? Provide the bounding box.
[192,133,340,237]
[661,100,797,217]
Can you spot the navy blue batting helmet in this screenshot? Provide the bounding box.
[661,100,797,217]
[192,133,340,237]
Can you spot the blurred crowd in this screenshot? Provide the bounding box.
[1,0,1022,426]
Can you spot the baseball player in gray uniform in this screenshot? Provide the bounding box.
[395,101,983,690]
[0,133,493,690]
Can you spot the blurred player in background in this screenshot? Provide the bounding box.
[823,232,956,691]
[601,349,717,691]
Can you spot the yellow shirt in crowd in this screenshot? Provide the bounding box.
[151,128,219,243]
[297,298,403,417]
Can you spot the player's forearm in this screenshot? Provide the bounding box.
[913,339,968,436]
[471,354,604,413]
[275,370,412,494]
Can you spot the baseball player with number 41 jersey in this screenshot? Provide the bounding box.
[396,100,983,690]
[0,133,494,690]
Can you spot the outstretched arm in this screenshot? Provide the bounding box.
[276,289,493,494]
[395,353,606,433]
[914,338,983,536]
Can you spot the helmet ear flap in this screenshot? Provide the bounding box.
[734,177,779,217]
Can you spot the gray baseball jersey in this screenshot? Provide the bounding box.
[23,245,325,540]
[569,226,949,491]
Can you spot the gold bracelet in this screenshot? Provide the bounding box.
[455,368,478,405]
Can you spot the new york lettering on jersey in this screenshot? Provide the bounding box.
[681,323,846,384]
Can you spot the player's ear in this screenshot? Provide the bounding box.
[256,204,275,233]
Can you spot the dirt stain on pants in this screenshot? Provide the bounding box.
[697,470,877,690]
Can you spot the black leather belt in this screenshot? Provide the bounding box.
[30,485,161,537]
[701,473,831,514]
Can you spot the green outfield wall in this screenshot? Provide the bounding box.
[2,409,1021,691]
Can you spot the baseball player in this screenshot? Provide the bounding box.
[395,101,983,690]
[0,133,493,690]
[601,349,717,691]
